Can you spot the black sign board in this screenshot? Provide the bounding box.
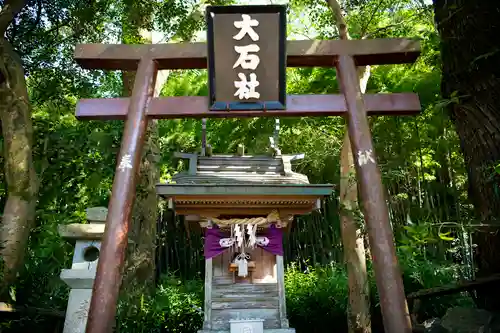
[206,5,287,111]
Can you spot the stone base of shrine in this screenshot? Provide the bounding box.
[198,329,296,333]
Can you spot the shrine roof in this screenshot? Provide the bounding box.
[156,183,333,197]
[172,153,310,185]
[156,183,332,217]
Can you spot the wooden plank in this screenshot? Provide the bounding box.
[197,165,281,171]
[212,283,278,297]
[211,308,279,321]
[203,258,213,330]
[199,158,283,166]
[174,174,307,183]
[212,289,279,298]
[189,155,198,176]
[276,255,289,328]
[74,38,421,70]
[213,282,278,290]
[76,93,421,120]
[177,207,315,216]
[213,253,223,278]
[212,296,279,303]
[173,175,309,186]
[212,318,280,331]
[262,249,277,282]
[211,300,279,310]
[0,302,65,318]
[212,290,278,302]
[213,277,234,285]
[407,274,500,300]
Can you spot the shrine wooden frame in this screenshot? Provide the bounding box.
[206,4,287,111]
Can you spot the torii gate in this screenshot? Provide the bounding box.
[74,5,420,333]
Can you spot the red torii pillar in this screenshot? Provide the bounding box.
[74,38,421,333]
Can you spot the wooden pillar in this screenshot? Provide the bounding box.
[276,255,289,328]
[203,257,213,330]
[84,58,157,333]
[336,54,411,333]
[201,118,207,156]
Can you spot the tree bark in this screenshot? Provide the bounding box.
[0,37,38,294]
[121,28,160,288]
[339,66,372,333]
[120,2,169,287]
[121,30,158,289]
[434,0,500,311]
[327,1,371,332]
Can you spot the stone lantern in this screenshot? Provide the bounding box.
[58,207,107,333]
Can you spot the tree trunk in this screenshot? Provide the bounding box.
[340,66,372,333]
[434,0,500,311]
[0,38,38,296]
[120,4,169,286]
[327,1,371,331]
[123,69,167,286]
[121,30,160,289]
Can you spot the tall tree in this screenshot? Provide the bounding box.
[326,0,371,331]
[434,0,500,311]
[0,0,112,297]
[0,0,38,292]
[121,0,235,288]
[121,0,159,288]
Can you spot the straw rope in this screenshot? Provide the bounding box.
[209,210,280,226]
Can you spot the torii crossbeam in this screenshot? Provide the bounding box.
[76,12,420,333]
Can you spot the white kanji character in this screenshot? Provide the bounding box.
[118,154,133,171]
[234,73,260,99]
[233,14,259,41]
[233,44,260,70]
[357,149,375,166]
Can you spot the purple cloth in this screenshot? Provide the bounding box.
[257,224,284,256]
[203,223,284,258]
[204,225,229,259]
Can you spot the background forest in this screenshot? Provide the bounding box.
[0,0,498,332]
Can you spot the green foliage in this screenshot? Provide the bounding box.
[397,251,473,318]
[285,263,351,331]
[285,257,472,332]
[116,275,204,333]
[398,223,448,259]
[0,0,484,331]
[107,257,471,333]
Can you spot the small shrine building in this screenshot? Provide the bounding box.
[156,147,333,333]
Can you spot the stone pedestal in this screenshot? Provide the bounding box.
[58,207,107,333]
